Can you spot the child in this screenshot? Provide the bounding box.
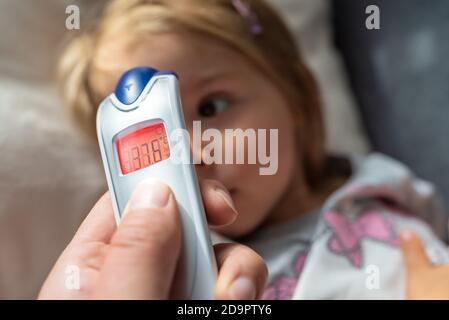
[58,0,449,299]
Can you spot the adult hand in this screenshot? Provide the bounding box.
[38,179,267,300]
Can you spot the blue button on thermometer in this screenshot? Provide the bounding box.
[96,67,217,299]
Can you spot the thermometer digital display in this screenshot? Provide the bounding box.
[115,122,170,175]
[96,67,217,299]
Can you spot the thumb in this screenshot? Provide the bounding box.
[399,230,431,272]
[94,179,181,299]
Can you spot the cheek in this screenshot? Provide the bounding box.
[245,97,298,183]
[260,111,297,199]
[218,132,296,238]
[275,123,297,192]
[216,102,297,237]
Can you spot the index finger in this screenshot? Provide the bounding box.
[71,191,117,245]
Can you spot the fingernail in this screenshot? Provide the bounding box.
[214,185,238,215]
[229,277,256,300]
[400,230,415,242]
[129,179,171,210]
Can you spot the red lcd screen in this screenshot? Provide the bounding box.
[115,122,170,175]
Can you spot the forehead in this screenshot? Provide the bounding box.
[94,31,251,93]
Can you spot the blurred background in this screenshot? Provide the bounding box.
[0,0,447,298]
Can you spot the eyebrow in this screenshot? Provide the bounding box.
[189,70,235,90]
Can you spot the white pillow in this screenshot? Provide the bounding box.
[0,0,369,298]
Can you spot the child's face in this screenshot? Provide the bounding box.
[95,32,301,238]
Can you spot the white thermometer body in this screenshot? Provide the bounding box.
[96,67,217,299]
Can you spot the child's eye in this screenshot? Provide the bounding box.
[198,97,231,117]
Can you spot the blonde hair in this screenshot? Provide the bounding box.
[58,0,326,189]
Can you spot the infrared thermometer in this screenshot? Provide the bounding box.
[96,67,217,299]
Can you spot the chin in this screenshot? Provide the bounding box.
[211,213,265,240]
[213,188,272,239]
